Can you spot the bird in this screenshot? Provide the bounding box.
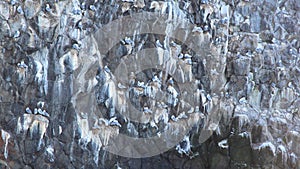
[72,43,81,50]
[158,101,168,109]
[171,115,178,122]
[34,108,38,115]
[187,107,194,114]
[168,77,174,85]
[122,37,134,55]
[201,0,209,4]
[98,118,110,126]
[156,40,163,48]
[117,83,127,89]
[17,6,23,14]
[167,84,178,98]
[25,107,32,114]
[17,61,28,69]
[206,94,212,101]
[96,68,107,82]
[150,121,158,129]
[192,26,203,33]
[80,2,86,10]
[92,119,101,129]
[17,60,28,79]
[178,53,184,59]
[152,75,160,82]
[37,101,45,109]
[195,106,200,113]
[137,81,145,87]
[174,112,188,121]
[134,0,145,8]
[184,54,192,59]
[79,112,88,119]
[104,65,111,73]
[41,110,50,117]
[170,41,177,47]
[37,108,43,115]
[77,21,83,30]
[143,107,153,114]
[184,58,192,65]
[167,84,179,106]
[184,53,193,65]
[239,97,247,104]
[89,5,96,11]
[176,135,192,156]
[203,25,209,32]
[45,4,51,12]
[115,162,123,169]
[200,4,214,23]
[109,117,122,127]
[121,2,131,13]
[150,1,166,13]
[124,37,134,45]
[10,0,16,5]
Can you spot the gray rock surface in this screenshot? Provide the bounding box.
[0,0,299,168]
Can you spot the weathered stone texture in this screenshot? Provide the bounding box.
[0,0,299,168]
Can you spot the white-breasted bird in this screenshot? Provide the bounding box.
[34,108,38,115]
[117,83,127,89]
[143,107,153,114]
[45,4,51,12]
[109,117,122,127]
[137,81,145,88]
[37,108,43,115]
[41,110,50,117]
[25,107,32,114]
[104,65,111,73]
[150,1,167,13]
[176,135,192,156]
[156,39,163,48]
[17,60,28,69]
[192,26,203,33]
[178,53,184,59]
[37,101,45,109]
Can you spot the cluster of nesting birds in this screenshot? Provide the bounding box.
[130,71,180,110]
[25,101,50,117]
[96,117,122,128]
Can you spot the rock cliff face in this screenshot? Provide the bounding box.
[0,0,299,168]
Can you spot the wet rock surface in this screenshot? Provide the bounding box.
[0,0,299,168]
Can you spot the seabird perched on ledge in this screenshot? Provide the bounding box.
[192,26,203,33]
[117,83,127,89]
[34,108,38,115]
[109,117,122,127]
[25,107,32,114]
[178,53,184,59]
[176,135,192,156]
[43,110,50,117]
[17,6,24,14]
[167,77,174,85]
[150,1,167,13]
[143,107,153,114]
[98,117,122,127]
[171,112,188,122]
[17,60,28,69]
[156,40,163,48]
[37,101,45,109]
[104,65,111,73]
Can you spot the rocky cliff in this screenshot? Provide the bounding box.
[0,0,299,168]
